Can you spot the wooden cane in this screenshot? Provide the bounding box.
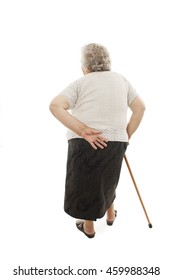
[124,155,152,228]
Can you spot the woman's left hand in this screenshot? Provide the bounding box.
[81,127,108,150]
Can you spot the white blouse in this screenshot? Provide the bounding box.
[59,71,138,142]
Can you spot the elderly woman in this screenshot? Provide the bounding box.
[49,43,145,238]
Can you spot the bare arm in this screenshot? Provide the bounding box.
[49,95,108,149]
[127,96,146,139]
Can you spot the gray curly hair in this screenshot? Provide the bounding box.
[81,43,111,72]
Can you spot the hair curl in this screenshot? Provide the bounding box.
[81,43,111,72]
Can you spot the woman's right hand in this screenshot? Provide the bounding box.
[81,127,108,150]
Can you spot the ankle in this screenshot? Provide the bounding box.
[84,221,95,234]
[106,208,115,220]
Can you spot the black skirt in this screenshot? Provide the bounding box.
[64,139,128,220]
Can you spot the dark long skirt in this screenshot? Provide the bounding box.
[64,139,128,220]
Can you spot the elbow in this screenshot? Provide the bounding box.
[49,96,69,114]
[49,103,55,114]
[49,102,65,119]
[138,98,146,113]
[141,101,146,112]
[49,102,60,116]
[134,103,146,117]
[141,103,146,113]
[138,104,146,116]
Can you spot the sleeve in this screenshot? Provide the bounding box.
[58,80,79,109]
[126,80,139,106]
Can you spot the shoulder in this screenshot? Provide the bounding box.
[68,75,89,89]
[110,71,127,81]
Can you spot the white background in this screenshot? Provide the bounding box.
[0,0,173,279]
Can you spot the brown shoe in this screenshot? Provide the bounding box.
[76,220,95,238]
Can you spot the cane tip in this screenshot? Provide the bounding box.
[148,223,152,228]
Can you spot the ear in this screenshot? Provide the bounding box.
[82,67,90,75]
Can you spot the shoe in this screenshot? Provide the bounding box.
[76,220,95,238]
[106,210,117,226]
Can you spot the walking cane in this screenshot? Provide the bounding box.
[124,155,152,228]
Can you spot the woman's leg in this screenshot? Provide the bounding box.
[106,202,115,221]
[84,220,95,235]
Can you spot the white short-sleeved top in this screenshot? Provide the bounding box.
[59,71,138,141]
